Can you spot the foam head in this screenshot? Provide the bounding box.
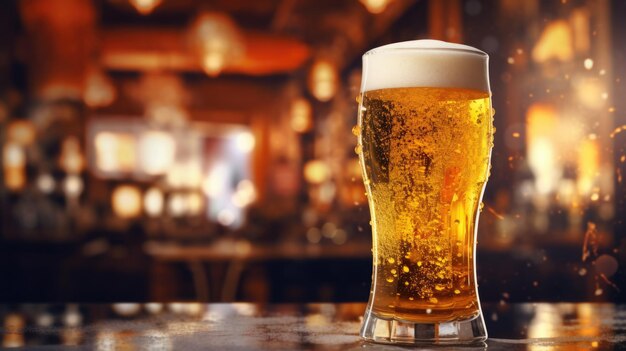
[361,40,490,93]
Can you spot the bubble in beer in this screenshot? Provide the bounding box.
[354,144,362,154]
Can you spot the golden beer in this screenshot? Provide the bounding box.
[358,40,491,345]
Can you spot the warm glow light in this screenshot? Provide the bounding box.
[111,185,142,218]
[532,20,573,63]
[60,137,85,174]
[184,162,204,188]
[190,12,245,77]
[37,174,55,194]
[360,0,392,14]
[84,67,116,108]
[529,138,559,194]
[526,104,560,195]
[304,160,331,184]
[112,303,141,317]
[232,179,257,207]
[144,187,164,217]
[571,9,590,53]
[166,161,203,189]
[94,132,136,173]
[144,303,163,314]
[166,163,185,189]
[217,208,236,226]
[202,163,229,197]
[234,132,255,153]
[186,192,204,215]
[128,0,162,15]
[138,131,176,176]
[168,193,186,217]
[290,98,313,133]
[202,52,226,77]
[528,305,561,339]
[3,142,26,191]
[63,175,84,198]
[7,120,36,146]
[577,140,600,195]
[4,168,25,191]
[146,104,187,127]
[2,314,25,348]
[574,77,605,110]
[309,59,338,102]
[3,142,25,168]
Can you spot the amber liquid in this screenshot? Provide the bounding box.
[357,87,493,323]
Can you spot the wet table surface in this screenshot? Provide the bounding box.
[1,302,625,350]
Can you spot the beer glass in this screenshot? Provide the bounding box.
[356,40,492,345]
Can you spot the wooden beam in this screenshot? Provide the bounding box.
[20,0,96,99]
[101,27,310,75]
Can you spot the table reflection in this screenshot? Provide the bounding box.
[0,303,623,350]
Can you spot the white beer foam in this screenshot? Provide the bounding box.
[361,40,490,92]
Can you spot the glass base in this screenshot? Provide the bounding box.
[360,309,487,346]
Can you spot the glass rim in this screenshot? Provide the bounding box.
[364,46,488,58]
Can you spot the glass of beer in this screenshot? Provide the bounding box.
[356,40,492,345]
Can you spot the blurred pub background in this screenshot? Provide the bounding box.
[0,0,625,304]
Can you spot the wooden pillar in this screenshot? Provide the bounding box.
[611,1,626,241]
[0,2,18,97]
[19,0,96,100]
[428,0,463,43]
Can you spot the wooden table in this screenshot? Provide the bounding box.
[1,302,623,350]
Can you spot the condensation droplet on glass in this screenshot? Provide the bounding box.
[354,144,362,154]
